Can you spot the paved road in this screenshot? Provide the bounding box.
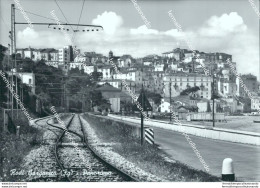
[152,126,260,181]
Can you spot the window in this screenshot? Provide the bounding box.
[29,79,32,84]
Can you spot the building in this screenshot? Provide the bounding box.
[162,48,185,61]
[59,45,73,62]
[197,98,210,112]
[236,74,258,97]
[95,83,122,112]
[98,79,136,94]
[40,48,58,61]
[83,65,95,75]
[97,65,113,80]
[113,69,144,86]
[217,78,236,97]
[118,55,133,67]
[7,71,36,94]
[17,47,34,59]
[251,96,260,111]
[163,73,212,99]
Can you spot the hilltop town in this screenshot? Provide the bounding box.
[7,45,259,116]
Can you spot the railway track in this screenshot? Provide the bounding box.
[34,113,137,182]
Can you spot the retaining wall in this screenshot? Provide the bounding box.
[107,114,260,146]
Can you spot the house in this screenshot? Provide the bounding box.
[159,98,171,113]
[251,96,260,111]
[6,71,36,94]
[40,48,58,61]
[95,83,122,112]
[154,64,164,72]
[197,98,209,112]
[98,79,136,94]
[162,48,185,61]
[97,65,113,80]
[83,65,95,75]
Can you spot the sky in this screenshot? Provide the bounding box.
[0,0,259,79]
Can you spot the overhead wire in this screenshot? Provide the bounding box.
[54,0,75,41]
[14,8,66,23]
[72,0,86,42]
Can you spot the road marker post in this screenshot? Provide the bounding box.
[145,128,154,145]
[16,126,20,138]
[222,158,235,181]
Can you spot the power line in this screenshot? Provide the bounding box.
[14,8,66,23]
[54,0,75,35]
[73,0,86,41]
[0,13,10,29]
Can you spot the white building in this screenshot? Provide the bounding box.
[59,45,73,62]
[217,78,236,97]
[83,65,95,75]
[163,73,212,99]
[154,64,164,72]
[159,98,171,113]
[7,71,36,94]
[251,96,260,111]
[97,66,112,80]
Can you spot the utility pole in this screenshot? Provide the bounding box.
[7,44,10,110]
[169,77,172,122]
[212,62,215,127]
[141,84,144,145]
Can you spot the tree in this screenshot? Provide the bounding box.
[180,86,200,96]
[0,45,7,70]
[144,90,162,106]
[90,71,102,81]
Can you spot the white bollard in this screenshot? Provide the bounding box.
[16,126,20,138]
[222,158,235,181]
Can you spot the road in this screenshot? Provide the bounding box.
[152,126,260,181]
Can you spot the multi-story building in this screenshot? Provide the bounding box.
[17,47,34,59]
[251,96,260,111]
[113,69,144,86]
[41,48,58,61]
[32,50,41,61]
[118,55,133,67]
[83,65,95,75]
[163,73,212,99]
[69,62,84,70]
[217,78,236,97]
[98,79,136,94]
[236,74,258,97]
[204,52,232,63]
[59,45,73,62]
[74,55,90,63]
[97,65,113,80]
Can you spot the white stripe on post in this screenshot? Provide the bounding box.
[145,128,154,145]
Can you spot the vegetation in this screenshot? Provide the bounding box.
[180,86,200,96]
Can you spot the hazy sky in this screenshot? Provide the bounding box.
[0,0,259,78]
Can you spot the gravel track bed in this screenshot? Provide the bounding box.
[32,118,61,144]
[80,114,165,182]
[57,147,126,181]
[19,146,66,182]
[67,114,84,137]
